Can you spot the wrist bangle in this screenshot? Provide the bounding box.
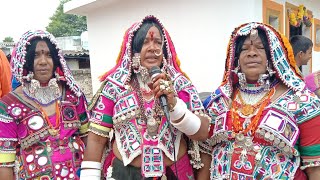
[81,161,102,170]
[80,169,101,179]
[171,110,201,135]
[169,98,187,121]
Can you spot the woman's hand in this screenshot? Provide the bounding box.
[149,73,176,107]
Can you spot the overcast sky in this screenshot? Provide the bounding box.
[0,0,60,42]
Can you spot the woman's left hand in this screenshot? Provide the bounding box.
[149,73,176,107]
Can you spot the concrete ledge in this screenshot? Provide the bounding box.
[64,0,117,15]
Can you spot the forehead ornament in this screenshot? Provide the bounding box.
[250,28,258,43]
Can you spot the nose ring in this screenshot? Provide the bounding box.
[154,49,162,57]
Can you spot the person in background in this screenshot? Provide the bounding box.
[81,15,210,180]
[0,49,12,97]
[289,35,313,69]
[198,22,320,179]
[0,30,89,180]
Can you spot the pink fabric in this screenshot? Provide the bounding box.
[169,153,194,180]
[305,73,318,92]
[178,90,191,103]
[0,92,88,179]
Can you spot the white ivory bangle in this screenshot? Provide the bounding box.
[169,98,188,121]
[171,110,201,135]
[81,161,102,170]
[80,169,101,179]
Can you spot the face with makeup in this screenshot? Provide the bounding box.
[238,34,268,83]
[33,40,54,84]
[139,26,164,71]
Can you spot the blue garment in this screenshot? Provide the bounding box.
[11,76,20,90]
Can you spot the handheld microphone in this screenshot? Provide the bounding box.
[149,66,179,179]
[149,66,170,120]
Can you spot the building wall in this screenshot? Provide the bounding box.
[67,59,80,70]
[72,0,263,93]
[66,0,320,93]
[56,36,82,51]
[71,69,93,100]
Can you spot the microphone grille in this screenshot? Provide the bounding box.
[149,66,161,76]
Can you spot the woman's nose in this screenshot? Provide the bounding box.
[247,46,258,57]
[38,55,47,64]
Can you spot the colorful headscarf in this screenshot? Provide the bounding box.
[99,15,187,87]
[11,30,82,97]
[220,22,305,98]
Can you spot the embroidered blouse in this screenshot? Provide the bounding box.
[200,88,320,179]
[0,88,89,180]
[89,74,204,171]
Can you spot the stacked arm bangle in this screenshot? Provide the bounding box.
[80,161,102,180]
[169,98,201,135]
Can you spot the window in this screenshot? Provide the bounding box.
[263,0,283,34]
[314,18,320,52]
[285,2,313,75]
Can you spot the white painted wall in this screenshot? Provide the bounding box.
[66,0,263,93]
[56,36,82,51]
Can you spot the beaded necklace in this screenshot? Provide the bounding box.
[237,79,278,95]
[132,76,163,137]
[231,87,275,135]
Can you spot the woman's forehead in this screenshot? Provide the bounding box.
[242,35,263,45]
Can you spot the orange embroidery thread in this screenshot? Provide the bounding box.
[37,101,61,136]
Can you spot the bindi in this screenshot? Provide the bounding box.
[149,31,154,40]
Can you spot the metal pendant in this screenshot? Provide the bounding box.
[241,104,254,116]
[147,117,159,137]
[48,128,59,136]
[235,133,245,142]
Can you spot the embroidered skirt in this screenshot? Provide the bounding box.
[107,153,194,180]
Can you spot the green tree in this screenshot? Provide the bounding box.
[46,0,87,37]
[3,36,14,42]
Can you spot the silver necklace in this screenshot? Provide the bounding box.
[133,76,163,137]
[23,78,62,106]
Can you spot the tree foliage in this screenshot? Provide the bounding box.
[46,0,87,37]
[3,37,14,42]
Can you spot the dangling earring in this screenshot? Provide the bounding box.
[257,74,268,86]
[48,78,61,96]
[237,72,247,88]
[132,53,141,74]
[231,58,247,87]
[55,67,65,81]
[30,79,40,94]
[266,62,276,77]
[23,71,34,82]
[140,66,149,83]
[161,56,168,71]
[231,58,240,74]
[231,66,240,74]
[257,61,275,90]
[55,72,60,81]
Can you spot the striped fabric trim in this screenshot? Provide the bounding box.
[299,144,320,156]
[0,153,15,163]
[79,122,89,134]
